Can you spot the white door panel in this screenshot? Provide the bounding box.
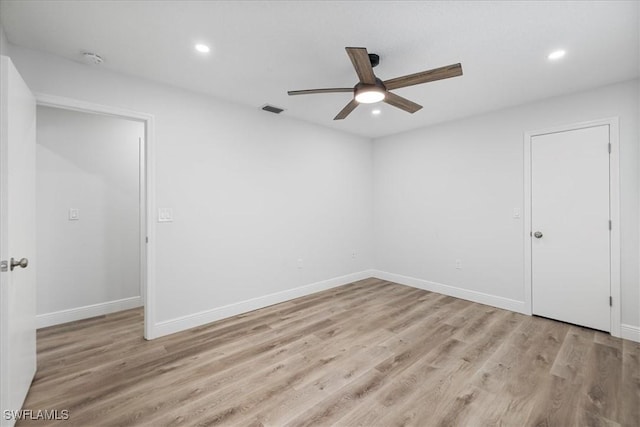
[531,125,610,332]
[0,56,37,426]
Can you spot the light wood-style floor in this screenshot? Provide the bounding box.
[20,279,640,426]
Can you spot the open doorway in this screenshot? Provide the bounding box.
[33,96,155,339]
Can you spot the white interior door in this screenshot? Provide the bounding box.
[0,56,37,426]
[531,125,610,332]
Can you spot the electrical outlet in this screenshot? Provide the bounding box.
[297,258,303,269]
[158,208,173,222]
[455,259,462,270]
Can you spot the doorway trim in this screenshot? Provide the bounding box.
[523,117,620,337]
[35,93,157,340]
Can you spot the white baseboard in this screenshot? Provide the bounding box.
[371,270,528,314]
[37,296,142,329]
[153,270,376,338]
[621,324,640,343]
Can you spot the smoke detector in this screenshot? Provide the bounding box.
[82,52,104,65]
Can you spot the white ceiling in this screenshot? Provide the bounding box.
[1,1,638,138]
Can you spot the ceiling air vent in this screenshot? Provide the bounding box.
[261,104,285,114]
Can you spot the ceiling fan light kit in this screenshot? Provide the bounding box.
[288,47,463,120]
[354,80,386,104]
[354,90,384,104]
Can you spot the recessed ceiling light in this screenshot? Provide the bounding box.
[372,109,381,115]
[82,52,104,65]
[547,49,566,60]
[195,43,210,53]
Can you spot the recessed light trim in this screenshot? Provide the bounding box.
[82,52,104,65]
[547,49,566,60]
[195,43,211,53]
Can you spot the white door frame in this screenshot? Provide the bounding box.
[34,93,157,340]
[523,117,620,337]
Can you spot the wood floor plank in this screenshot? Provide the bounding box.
[368,311,521,426]
[579,342,623,422]
[17,280,639,427]
[71,282,400,426]
[550,325,595,384]
[284,368,387,427]
[483,320,569,425]
[621,339,640,427]
[245,338,395,426]
[66,335,325,426]
[193,336,393,426]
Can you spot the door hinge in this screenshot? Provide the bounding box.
[146,237,149,243]
[608,143,611,154]
[0,260,7,272]
[609,220,612,230]
[609,296,613,306]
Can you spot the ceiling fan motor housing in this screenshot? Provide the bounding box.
[354,78,386,93]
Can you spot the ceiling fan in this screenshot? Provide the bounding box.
[288,47,463,120]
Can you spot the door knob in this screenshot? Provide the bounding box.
[533,231,543,239]
[10,257,28,271]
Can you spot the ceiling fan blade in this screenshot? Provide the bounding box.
[384,92,423,113]
[288,88,353,96]
[345,47,376,84]
[334,99,359,120]
[383,63,463,90]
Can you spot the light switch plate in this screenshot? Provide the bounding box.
[69,208,79,220]
[513,208,521,219]
[158,208,173,222]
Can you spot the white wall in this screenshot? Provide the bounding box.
[374,79,639,329]
[9,46,374,336]
[0,25,9,56]
[36,106,143,323]
[9,43,638,338]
